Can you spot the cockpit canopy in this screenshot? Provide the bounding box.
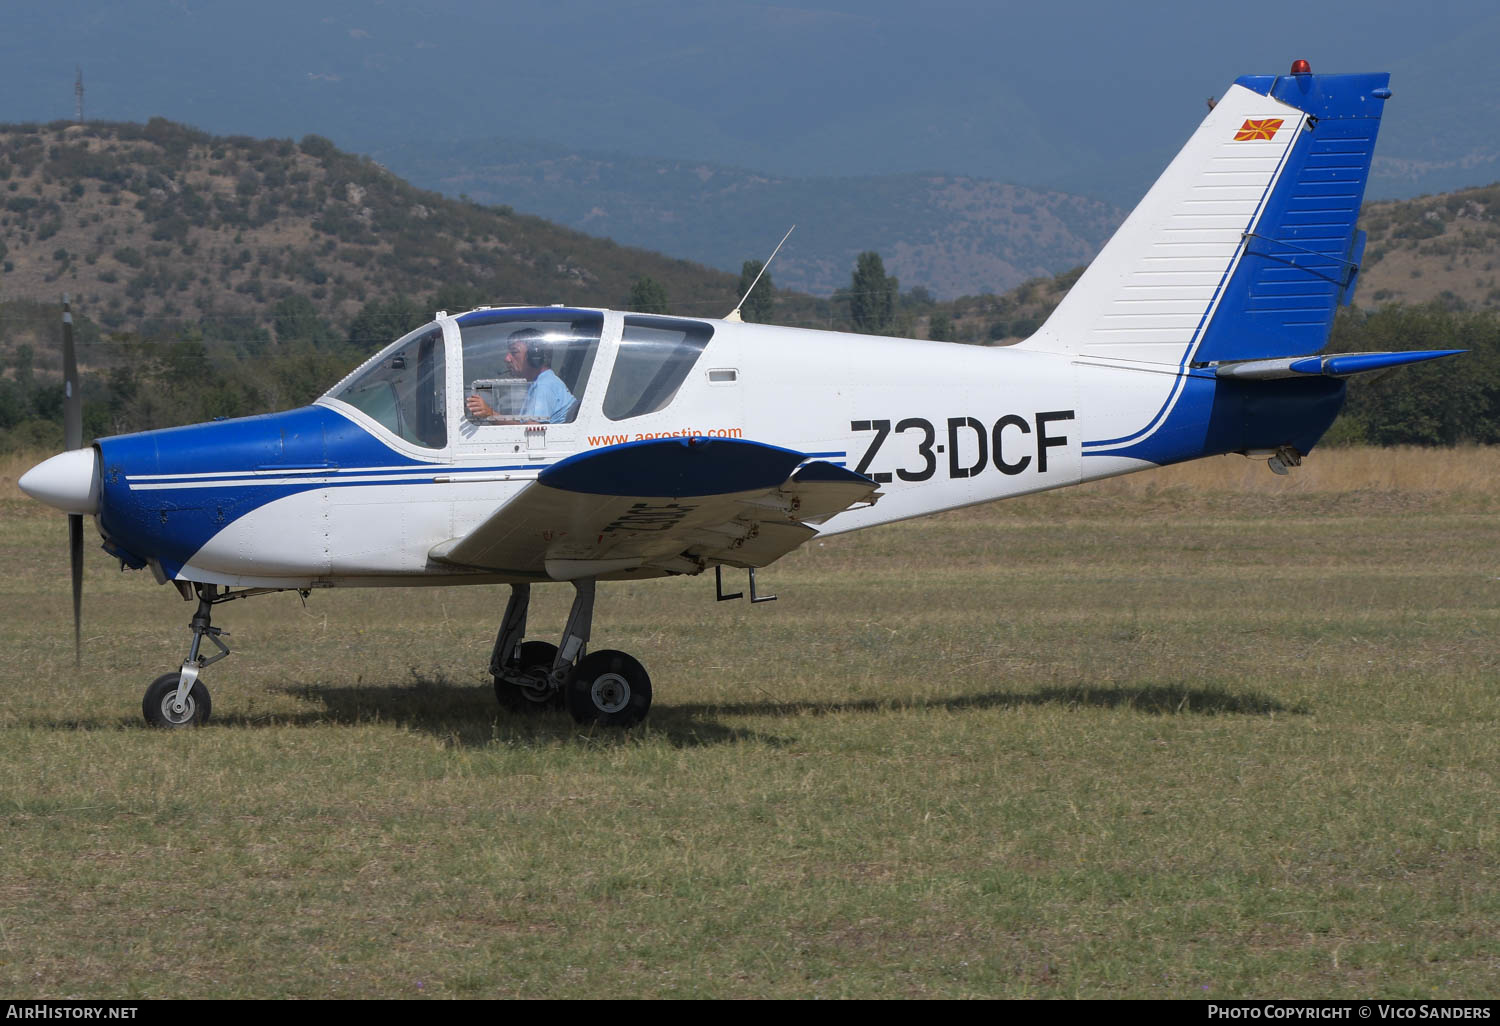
[327,308,716,449]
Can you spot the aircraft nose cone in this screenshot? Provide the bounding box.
[18,448,101,515]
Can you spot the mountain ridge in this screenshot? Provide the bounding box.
[0,118,782,343]
[375,138,1123,299]
[1,116,1496,360]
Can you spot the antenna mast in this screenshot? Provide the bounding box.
[726,225,795,322]
[74,67,84,123]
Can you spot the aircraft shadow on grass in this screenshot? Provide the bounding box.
[82,677,1303,749]
[669,684,1306,720]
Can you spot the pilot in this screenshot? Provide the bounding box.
[466,328,576,424]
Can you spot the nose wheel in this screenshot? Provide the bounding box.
[143,672,212,728]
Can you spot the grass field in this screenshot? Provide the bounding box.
[0,448,1496,998]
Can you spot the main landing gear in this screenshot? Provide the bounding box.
[137,580,651,729]
[490,580,653,727]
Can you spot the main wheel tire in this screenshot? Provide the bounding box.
[142,672,211,728]
[566,649,651,727]
[494,640,562,712]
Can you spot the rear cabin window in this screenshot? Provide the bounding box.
[603,317,713,421]
[330,326,447,449]
[459,313,603,424]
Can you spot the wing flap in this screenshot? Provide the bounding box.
[697,521,817,568]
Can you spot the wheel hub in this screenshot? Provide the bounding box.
[161,693,194,724]
[590,673,631,714]
[511,663,555,702]
[516,681,552,704]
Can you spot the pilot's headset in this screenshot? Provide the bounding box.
[509,328,550,370]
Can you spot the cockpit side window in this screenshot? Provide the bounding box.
[330,326,447,448]
[603,317,713,421]
[459,313,603,425]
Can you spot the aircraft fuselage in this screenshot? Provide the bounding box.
[86,308,1343,590]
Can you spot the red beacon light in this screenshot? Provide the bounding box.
[1290,58,1312,75]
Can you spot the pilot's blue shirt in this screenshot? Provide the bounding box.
[523,368,576,424]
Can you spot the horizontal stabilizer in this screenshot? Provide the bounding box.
[1214,349,1464,380]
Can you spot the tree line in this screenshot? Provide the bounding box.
[1,284,1496,455]
[626,250,930,335]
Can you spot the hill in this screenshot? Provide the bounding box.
[0,115,1496,453]
[908,181,1500,347]
[0,117,836,449]
[4,115,1495,354]
[0,118,832,342]
[1350,182,1500,310]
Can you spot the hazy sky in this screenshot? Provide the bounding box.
[4,1,1496,201]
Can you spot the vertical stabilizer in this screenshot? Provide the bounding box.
[1021,68,1389,367]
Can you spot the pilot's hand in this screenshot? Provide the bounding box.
[466,395,495,420]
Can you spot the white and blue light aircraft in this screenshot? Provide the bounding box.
[20,63,1461,728]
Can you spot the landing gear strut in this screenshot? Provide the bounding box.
[143,583,230,728]
[489,584,560,710]
[489,579,652,727]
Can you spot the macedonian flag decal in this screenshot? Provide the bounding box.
[1234,118,1284,141]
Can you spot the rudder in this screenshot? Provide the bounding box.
[1192,71,1390,363]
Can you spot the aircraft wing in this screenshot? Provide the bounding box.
[429,437,880,579]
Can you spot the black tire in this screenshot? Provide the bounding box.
[494,640,562,712]
[142,672,211,728]
[566,649,651,727]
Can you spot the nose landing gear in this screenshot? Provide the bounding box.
[142,583,230,728]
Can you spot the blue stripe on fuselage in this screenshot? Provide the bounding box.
[93,407,820,579]
[95,405,439,578]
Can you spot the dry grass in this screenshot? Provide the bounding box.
[1078,446,1500,496]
